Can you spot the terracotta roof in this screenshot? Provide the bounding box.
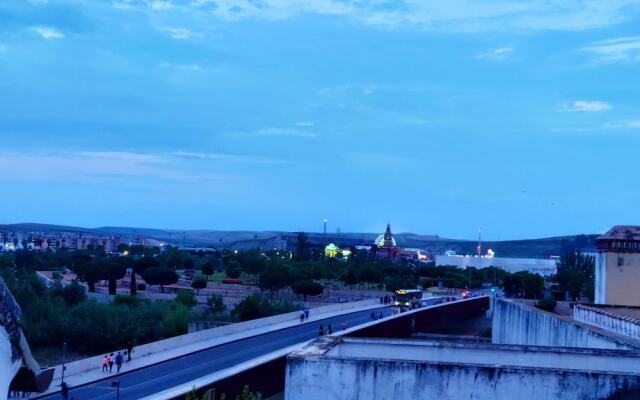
[598,225,640,241]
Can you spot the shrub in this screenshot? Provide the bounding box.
[137,283,147,291]
[536,297,557,312]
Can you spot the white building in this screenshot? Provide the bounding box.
[436,254,557,276]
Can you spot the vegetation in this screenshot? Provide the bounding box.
[231,294,298,321]
[536,297,558,312]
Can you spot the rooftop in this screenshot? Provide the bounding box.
[598,225,640,241]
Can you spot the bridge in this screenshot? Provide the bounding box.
[31,296,490,400]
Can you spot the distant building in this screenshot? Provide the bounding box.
[436,254,557,276]
[595,225,640,306]
[375,223,401,262]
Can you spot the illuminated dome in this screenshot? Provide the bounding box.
[374,223,396,247]
[374,234,396,247]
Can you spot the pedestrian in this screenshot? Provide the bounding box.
[304,307,310,319]
[115,352,123,373]
[380,296,383,304]
[319,325,324,336]
[126,342,133,362]
[108,353,114,372]
[300,312,305,323]
[370,311,376,320]
[102,355,109,372]
[327,324,333,334]
[341,321,347,331]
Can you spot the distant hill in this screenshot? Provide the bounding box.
[0,223,597,258]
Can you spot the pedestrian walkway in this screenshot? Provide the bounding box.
[35,300,385,397]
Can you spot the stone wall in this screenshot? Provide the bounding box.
[492,298,640,349]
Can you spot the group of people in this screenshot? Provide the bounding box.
[101,342,134,373]
[318,324,333,336]
[379,295,394,305]
[299,306,310,322]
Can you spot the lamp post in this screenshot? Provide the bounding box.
[61,342,69,399]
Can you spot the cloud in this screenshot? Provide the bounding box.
[476,47,514,61]
[161,27,200,40]
[172,151,286,164]
[561,100,612,112]
[256,127,318,138]
[179,0,640,32]
[150,1,172,11]
[295,121,314,127]
[0,151,214,183]
[32,26,64,40]
[159,62,204,71]
[581,36,640,62]
[603,120,640,129]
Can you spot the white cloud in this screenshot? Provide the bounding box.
[581,36,640,62]
[172,151,287,164]
[159,62,204,71]
[561,100,612,112]
[150,1,172,10]
[256,127,318,138]
[0,151,205,183]
[161,27,200,40]
[603,120,640,129]
[181,0,640,32]
[32,26,64,40]
[476,47,514,61]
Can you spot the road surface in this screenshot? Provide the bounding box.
[36,306,389,400]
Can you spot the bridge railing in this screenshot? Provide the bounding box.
[51,298,380,381]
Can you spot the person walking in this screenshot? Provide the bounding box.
[318,325,324,336]
[303,307,310,319]
[327,324,333,334]
[300,311,305,323]
[102,355,109,372]
[108,353,114,373]
[126,342,133,362]
[115,352,123,373]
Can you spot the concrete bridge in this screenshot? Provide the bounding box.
[31,296,490,400]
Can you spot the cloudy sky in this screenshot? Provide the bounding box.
[1,0,640,239]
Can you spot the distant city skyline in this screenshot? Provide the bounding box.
[1,1,640,240]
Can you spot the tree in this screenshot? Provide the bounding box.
[206,294,226,313]
[175,289,197,307]
[258,264,292,293]
[201,261,214,277]
[184,258,194,270]
[292,280,324,300]
[117,243,129,253]
[191,275,208,295]
[143,267,179,293]
[226,260,242,279]
[102,259,127,296]
[75,260,104,293]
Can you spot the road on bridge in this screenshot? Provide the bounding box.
[36,306,389,400]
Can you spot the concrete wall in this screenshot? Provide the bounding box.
[596,251,640,306]
[436,255,556,276]
[286,344,640,400]
[574,304,640,341]
[492,298,639,350]
[52,298,378,380]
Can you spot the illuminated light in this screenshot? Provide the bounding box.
[324,243,339,258]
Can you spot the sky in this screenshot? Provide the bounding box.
[1,0,640,239]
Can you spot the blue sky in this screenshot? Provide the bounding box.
[1,0,640,239]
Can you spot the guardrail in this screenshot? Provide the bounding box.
[50,298,379,380]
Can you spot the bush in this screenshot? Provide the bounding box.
[175,289,197,307]
[206,294,226,313]
[231,294,298,322]
[536,297,557,312]
[137,283,147,291]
